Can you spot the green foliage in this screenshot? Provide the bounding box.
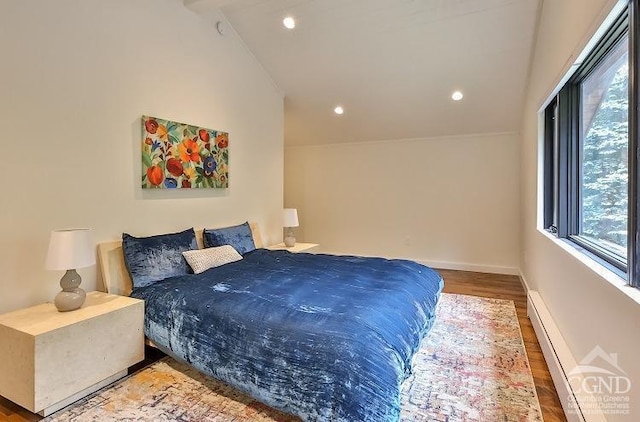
[168,133,180,145]
[142,151,152,168]
[582,62,628,252]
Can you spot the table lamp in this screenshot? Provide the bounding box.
[45,228,95,312]
[283,208,299,247]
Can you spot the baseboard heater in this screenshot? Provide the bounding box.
[527,291,607,422]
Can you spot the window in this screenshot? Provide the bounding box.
[579,35,628,260]
[544,1,640,285]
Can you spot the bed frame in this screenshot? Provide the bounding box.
[97,223,264,296]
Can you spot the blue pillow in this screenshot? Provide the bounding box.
[203,222,256,255]
[122,228,197,289]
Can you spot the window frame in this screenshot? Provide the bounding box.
[543,98,558,233]
[629,0,640,287]
[544,2,636,281]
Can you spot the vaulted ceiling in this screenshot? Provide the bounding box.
[185,0,540,146]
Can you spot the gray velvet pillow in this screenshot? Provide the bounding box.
[122,228,197,289]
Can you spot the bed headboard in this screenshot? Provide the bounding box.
[98,223,264,296]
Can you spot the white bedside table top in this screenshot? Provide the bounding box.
[266,242,319,253]
[0,291,142,335]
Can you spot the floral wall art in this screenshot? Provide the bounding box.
[141,116,229,189]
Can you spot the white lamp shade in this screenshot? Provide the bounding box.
[45,229,95,270]
[283,208,299,227]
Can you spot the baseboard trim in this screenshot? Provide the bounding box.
[519,271,532,292]
[416,259,520,275]
[527,291,608,422]
[316,250,521,276]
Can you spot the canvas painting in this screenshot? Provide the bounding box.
[141,115,229,189]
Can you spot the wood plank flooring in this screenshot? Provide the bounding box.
[0,269,566,421]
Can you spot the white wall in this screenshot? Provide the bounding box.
[521,0,640,419]
[285,133,520,273]
[0,0,284,313]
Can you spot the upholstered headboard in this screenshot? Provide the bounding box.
[98,223,263,296]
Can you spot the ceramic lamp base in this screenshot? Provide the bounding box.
[284,236,296,247]
[55,269,86,312]
[284,226,297,247]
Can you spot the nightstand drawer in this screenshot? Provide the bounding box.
[0,292,144,415]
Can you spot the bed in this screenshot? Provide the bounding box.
[98,223,443,422]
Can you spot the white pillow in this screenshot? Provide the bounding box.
[182,245,242,274]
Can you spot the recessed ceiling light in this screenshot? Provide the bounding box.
[334,106,344,115]
[283,16,296,29]
[451,91,464,101]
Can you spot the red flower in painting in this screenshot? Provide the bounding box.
[178,138,201,162]
[216,133,228,149]
[199,129,210,143]
[145,119,159,134]
[146,166,164,186]
[166,158,183,177]
[181,179,191,188]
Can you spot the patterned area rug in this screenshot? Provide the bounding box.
[45,293,542,421]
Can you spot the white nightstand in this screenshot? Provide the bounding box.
[0,291,144,416]
[266,242,319,253]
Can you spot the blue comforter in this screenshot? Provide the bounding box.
[131,249,443,421]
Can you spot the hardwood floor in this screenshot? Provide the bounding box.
[1,270,567,421]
